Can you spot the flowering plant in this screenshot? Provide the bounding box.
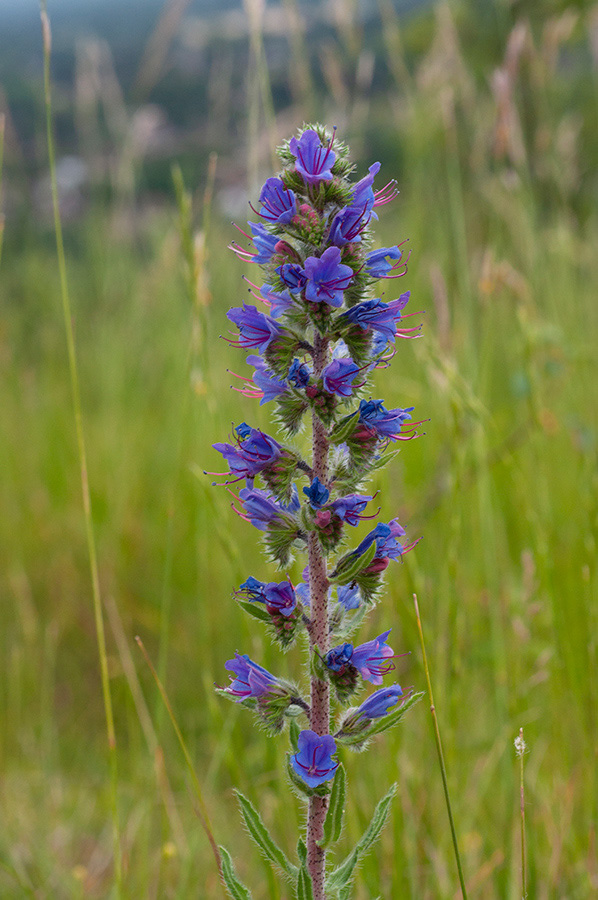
[212,126,424,899]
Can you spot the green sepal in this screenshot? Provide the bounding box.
[237,600,271,623]
[330,539,377,586]
[318,763,346,849]
[289,718,301,751]
[336,691,424,749]
[325,784,397,894]
[234,790,298,882]
[264,522,304,568]
[219,845,253,900]
[328,412,359,445]
[265,332,303,379]
[296,863,314,900]
[330,602,368,640]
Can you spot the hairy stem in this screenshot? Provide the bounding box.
[307,331,330,899]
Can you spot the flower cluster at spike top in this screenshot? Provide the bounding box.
[212,126,424,896]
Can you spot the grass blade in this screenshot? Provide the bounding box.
[414,594,468,898]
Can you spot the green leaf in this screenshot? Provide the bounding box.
[296,863,314,900]
[325,784,397,893]
[328,412,358,445]
[331,540,377,585]
[289,718,300,751]
[338,886,352,900]
[319,764,346,848]
[234,791,298,881]
[237,601,271,623]
[220,845,253,900]
[297,838,307,865]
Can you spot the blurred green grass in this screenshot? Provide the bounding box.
[1,2,597,898]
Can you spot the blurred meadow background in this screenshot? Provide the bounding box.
[1,0,597,896]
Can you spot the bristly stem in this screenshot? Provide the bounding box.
[40,3,123,892]
[413,594,468,899]
[307,331,330,900]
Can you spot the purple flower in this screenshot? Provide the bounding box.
[322,358,361,397]
[303,247,353,308]
[365,246,402,278]
[328,205,371,246]
[246,355,288,404]
[248,223,279,264]
[337,583,361,610]
[290,730,339,788]
[353,520,406,564]
[302,477,330,510]
[330,493,373,526]
[213,428,282,481]
[260,284,294,318]
[258,177,297,224]
[358,399,414,440]
[289,129,336,185]
[288,358,311,388]
[264,580,297,617]
[351,630,394,685]
[276,263,307,294]
[354,684,403,720]
[227,305,281,353]
[325,642,353,672]
[341,300,397,342]
[238,488,297,530]
[236,576,267,603]
[223,653,279,700]
[352,162,381,214]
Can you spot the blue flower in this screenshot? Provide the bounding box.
[358,399,414,440]
[354,684,403,720]
[246,355,288,404]
[341,299,397,343]
[330,493,373,526]
[238,488,297,530]
[264,580,297,617]
[288,358,311,388]
[322,358,361,397]
[351,520,407,572]
[223,653,279,700]
[303,247,353,308]
[325,642,353,672]
[290,730,339,788]
[351,630,395,685]
[213,428,282,481]
[248,223,279,264]
[260,284,294,318]
[352,162,381,214]
[227,305,281,353]
[337,583,361,610]
[365,246,402,278]
[276,263,307,294]
[328,205,371,246]
[302,476,330,510]
[258,177,297,224]
[289,129,336,185]
[236,576,267,603]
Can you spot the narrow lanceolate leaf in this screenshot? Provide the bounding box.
[220,846,253,900]
[289,718,300,751]
[338,886,352,900]
[325,784,397,893]
[296,863,314,900]
[319,763,346,848]
[328,411,359,444]
[237,600,271,623]
[234,790,298,881]
[330,539,377,585]
[296,837,307,865]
